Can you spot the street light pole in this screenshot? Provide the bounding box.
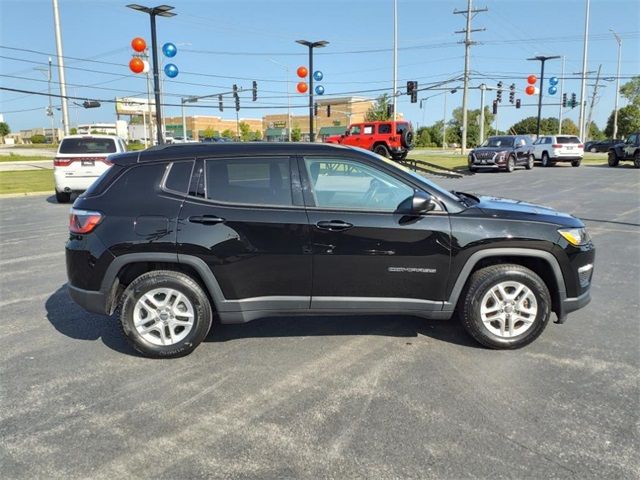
[392,0,398,122]
[528,55,560,137]
[269,59,292,142]
[578,0,591,141]
[610,28,622,140]
[296,40,328,142]
[126,4,176,145]
[558,56,565,134]
[51,0,70,136]
[479,83,486,144]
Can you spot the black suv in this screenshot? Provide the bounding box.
[468,135,535,172]
[66,143,594,357]
[608,132,640,168]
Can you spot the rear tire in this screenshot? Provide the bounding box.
[460,264,551,349]
[541,152,552,167]
[373,144,390,158]
[590,147,597,153]
[119,270,213,358]
[55,190,71,203]
[392,151,408,161]
[571,159,581,167]
[634,151,640,169]
[608,151,619,167]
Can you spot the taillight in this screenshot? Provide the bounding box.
[577,144,584,148]
[101,158,113,165]
[69,209,103,234]
[54,157,74,167]
[552,144,562,148]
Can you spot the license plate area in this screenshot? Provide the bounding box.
[81,159,95,166]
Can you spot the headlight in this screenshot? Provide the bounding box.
[496,152,506,160]
[558,228,590,246]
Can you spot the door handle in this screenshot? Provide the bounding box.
[188,215,225,225]
[316,220,353,231]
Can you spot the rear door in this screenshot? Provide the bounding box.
[360,124,376,150]
[177,155,311,308]
[556,136,583,157]
[300,154,451,309]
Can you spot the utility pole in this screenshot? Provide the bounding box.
[578,0,591,141]
[52,0,70,136]
[610,28,622,140]
[479,83,486,144]
[584,64,602,142]
[393,0,398,122]
[454,0,487,153]
[558,56,565,134]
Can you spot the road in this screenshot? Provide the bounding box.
[0,164,638,479]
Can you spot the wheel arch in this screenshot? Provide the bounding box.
[444,248,567,317]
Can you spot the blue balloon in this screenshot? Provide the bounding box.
[162,42,177,58]
[164,63,179,78]
[548,85,558,95]
[315,85,325,95]
[313,70,323,81]
[549,76,559,86]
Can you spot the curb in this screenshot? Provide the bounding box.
[0,191,51,199]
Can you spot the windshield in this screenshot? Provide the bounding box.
[59,138,116,154]
[481,136,514,148]
[355,147,460,203]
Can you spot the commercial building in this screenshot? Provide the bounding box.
[164,115,262,140]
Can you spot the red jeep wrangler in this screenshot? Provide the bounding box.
[325,120,414,160]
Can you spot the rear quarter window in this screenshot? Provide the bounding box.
[59,138,117,154]
[163,161,195,194]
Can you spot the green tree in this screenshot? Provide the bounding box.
[586,121,604,141]
[364,94,391,121]
[426,121,444,147]
[415,127,432,147]
[509,116,564,135]
[202,127,216,138]
[30,134,46,144]
[619,75,640,106]
[291,127,302,142]
[69,127,77,135]
[0,122,10,142]
[448,107,495,147]
[604,104,640,138]
[561,119,579,136]
[221,129,234,139]
[238,122,252,141]
[252,130,262,140]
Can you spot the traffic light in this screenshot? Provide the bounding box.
[82,100,100,109]
[492,100,498,115]
[314,102,318,116]
[218,94,223,112]
[562,93,567,108]
[252,81,257,101]
[496,81,503,103]
[387,104,394,117]
[327,104,331,117]
[406,80,418,103]
[233,84,240,112]
[515,98,521,109]
[509,83,515,104]
[570,93,577,109]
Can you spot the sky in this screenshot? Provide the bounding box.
[0,0,638,135]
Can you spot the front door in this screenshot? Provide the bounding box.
[299,155,451,310]
[177,156,311,310]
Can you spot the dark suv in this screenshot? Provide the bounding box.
[66,143,594,357]
[468,135,535,172]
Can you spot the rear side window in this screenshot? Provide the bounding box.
[164,161,194,194]
[59,138,117,154]
[557,136,581,144]
[204,157,292,206]
[396,122,409,134]
[378,124,391,134]
[84,164,126,197]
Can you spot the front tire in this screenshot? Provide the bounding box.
[525,154,534,170]
[55,190,71,203]
[608,151,619,167]
[373,144,390,158]
[119,270,213,358]
[506,155,515,173]
[460,264,551,349]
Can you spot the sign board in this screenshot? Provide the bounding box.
[115,97,155,116]
[272,121,287,128]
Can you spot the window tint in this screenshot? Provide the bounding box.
[482,136,515,147]
[349,125,361,135]
[545,137,552,144]
[164,161,194,194]
[59,138,117,154]
[204,157,292,206]
[557,136,581,144]
[378,124,391,134]
[363,125,374,135]
[304,157,413,211]
[396,122,409,135]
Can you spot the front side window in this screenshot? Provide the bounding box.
[626,134,637,145]
[304,157,413,211]
[204,157,292,206]
[349,125,361,135]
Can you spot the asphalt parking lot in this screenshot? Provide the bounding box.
[1,164,638,479]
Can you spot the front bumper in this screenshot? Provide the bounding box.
[555,289,591,323]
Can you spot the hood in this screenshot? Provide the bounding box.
[472,195,584,227]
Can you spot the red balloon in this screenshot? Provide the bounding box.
[296,66,308,78]
[527,74,537,85]
[525,85,535,96]
[296,82,308,94]
[129,57,145,74]
[131,37,147,52]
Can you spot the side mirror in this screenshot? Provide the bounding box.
[344,130,350,136]
[411,191,436,214]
